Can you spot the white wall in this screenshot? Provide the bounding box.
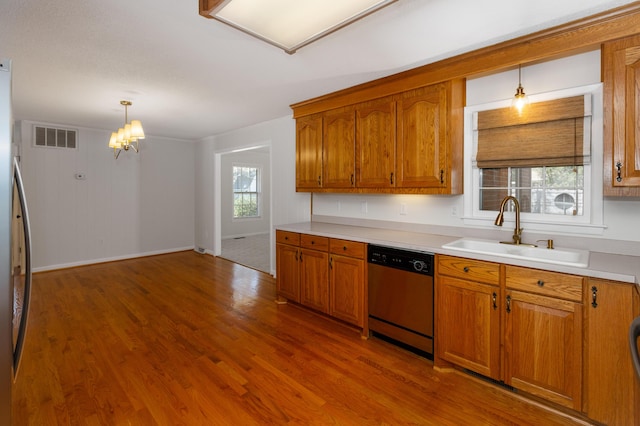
[220,150,271,238]
[311,50,640,244]
[18,120,195,271]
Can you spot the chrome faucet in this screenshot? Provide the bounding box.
[494,195,535,246]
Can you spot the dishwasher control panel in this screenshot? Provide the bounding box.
[368,245,434,275]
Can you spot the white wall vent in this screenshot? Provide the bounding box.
[33,125,77,149]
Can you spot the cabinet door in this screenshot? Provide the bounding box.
[504,290,582,411]
[585,279,640,426]
[396,84,447,188]
[603,34,640,195]
[329,254,364,327]
[323,109,355,188]
[299,248,329,313]
[356,97,396,188]
[276,243,300,302]
[436,275,500,379]
[296,114,323,190]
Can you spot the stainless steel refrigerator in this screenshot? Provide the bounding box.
[1,58,33,424]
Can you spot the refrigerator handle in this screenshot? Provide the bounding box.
[12,157,32,380]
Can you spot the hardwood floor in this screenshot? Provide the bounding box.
[12,251,588,425]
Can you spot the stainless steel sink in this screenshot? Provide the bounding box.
[442,238,589,267]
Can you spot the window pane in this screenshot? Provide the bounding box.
[479,188,509,211]
[248,193,258,216]
[233,167,242,191]
[479,166,583,216]
[480,168,508,189]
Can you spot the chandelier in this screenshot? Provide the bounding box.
[108,100,145,159]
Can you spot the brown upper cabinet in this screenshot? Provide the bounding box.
[296,114,323,190]
[355,96,396,188]
[294,79,464,194]
[603,33,640,196]
[323,107,356,188]
[397,84,453,189]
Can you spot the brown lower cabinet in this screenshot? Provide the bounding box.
[329,239,366,328]
[299,234,330,313]
[504,265,583,411]
[275,231,301,302]
[436,255,640,424]
[276,230,366,328]
[436,256,501,378]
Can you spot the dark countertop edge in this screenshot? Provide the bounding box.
[275,222,639,285]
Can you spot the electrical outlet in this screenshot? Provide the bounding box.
[400,203,407,215]
[451,206,458,216]
[361,201,368,214]
[337,201,341,212]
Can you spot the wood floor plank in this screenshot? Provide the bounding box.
[12,251,589,425]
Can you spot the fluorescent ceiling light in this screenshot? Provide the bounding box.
[200,0,398,54]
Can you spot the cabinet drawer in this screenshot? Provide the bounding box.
[437,255,500,285]
[329,239,366,259]
[300,234,329,251]
[505,265,583,301]
[276,230,300,246]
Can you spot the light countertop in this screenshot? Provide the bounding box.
[276,221,640,285]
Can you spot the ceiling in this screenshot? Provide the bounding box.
[0,0,634,141]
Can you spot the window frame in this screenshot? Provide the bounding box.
[232,163,262,220]
[462,84,605,235]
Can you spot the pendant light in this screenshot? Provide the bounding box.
[512,65,529,113]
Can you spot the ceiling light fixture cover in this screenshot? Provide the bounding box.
[199,0,398,54]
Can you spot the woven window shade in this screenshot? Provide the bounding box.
[476,95,589,168]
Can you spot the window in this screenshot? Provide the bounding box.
[480,166,584,216]
[233,165,260,218]
[463,84,604,234]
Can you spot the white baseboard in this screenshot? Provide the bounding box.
[32,246,195,272]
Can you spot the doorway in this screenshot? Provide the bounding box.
[215,145,272,274]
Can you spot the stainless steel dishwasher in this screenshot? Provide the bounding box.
[368,245,434,356]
